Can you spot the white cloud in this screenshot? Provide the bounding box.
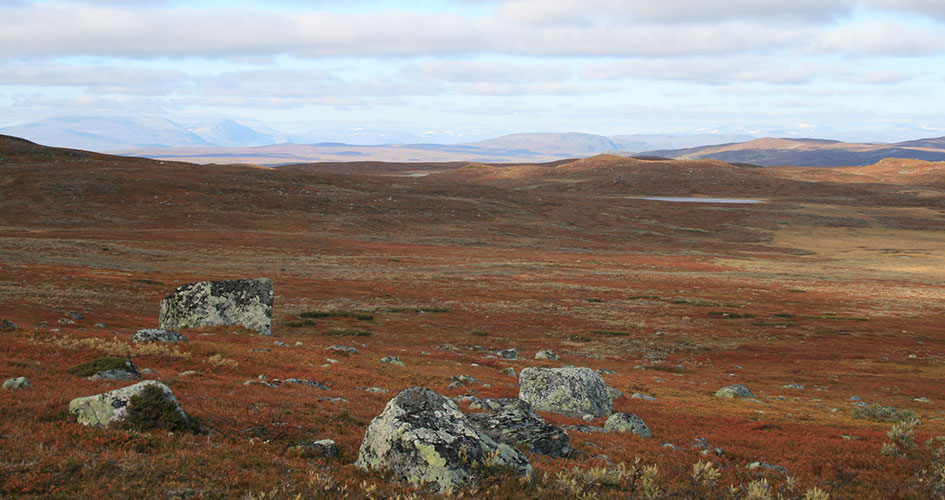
[808,20,945,56]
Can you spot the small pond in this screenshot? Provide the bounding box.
[631,196,763,204]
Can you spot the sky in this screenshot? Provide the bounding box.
[1,0,944,143]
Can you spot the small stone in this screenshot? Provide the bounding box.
[782,384,805,390]
[747,462,789,475]
[58,318,76,325]
[89,359,142,381]
[692,437,722,456]
[132,329,188,344]
[140,368,159,374]
[380,356,405,366]
[244,380,277,388]
[318,397,349,403]
[326,345,357,354]
[2,377,31,391]
[68,311,84,320]
[498,348,518,360]
[715,384,754,399]
[500,367,516,377]
[448,374,480,388]
[178,370,200,377]
[631,393,658,401]
[535,350,559,360]
[848,395,862,401]
[604,413,651,438]
[914,397,931,403]
[251,348,271,352]
[94,323,106,328]
[0,319,17,331]
[598,368,616,375]
[290,439,339,458]
[582,414,594,422]
[284,379,330,390]
[274,341,289,347]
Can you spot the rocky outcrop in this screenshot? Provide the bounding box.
[356,387,531,492]
[2,377,31,391]
[715,384,755,399]
[604,412,651,438]
[498,348,518,360]
[519,367,613,418]
[159,278,273,335]
[467,398,570,457]
[131,328,188,343]
[69,380,185,427]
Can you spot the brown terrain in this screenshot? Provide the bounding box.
[2,134,945,498]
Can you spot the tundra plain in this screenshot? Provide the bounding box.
[2,134,945,498]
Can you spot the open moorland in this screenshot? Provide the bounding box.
[2,134,945,499]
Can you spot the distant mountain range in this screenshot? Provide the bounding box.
[2,116,944,167]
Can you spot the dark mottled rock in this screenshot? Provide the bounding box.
[284,379,330,390]
[0,319,17,331]
[498,348,518,360]
[89,359,141,381]
[132,328,188,344]
[519,367,613,418]
[467,398,570,457]
[380,355,405,366]
[159,278,273,335]
[534,350,559,360]
[68,311,84,320]
[356,387,531,492]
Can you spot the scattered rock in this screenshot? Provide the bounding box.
[598,368,616,375]
[692,437,723,456]
[380,356,405,366]
[914,397,931,403]
[132,328,188,344]
[448,374,480,388]
[68,311,84,320]
[631,393,658,401]
[519,367,613,418]
[2,377,31,391]
[715,384,755,399]
[608,387,624,400]
[326,345,357,354]
[318,397,349,403]
[159,278,273,336]
[0,319,17,331]
[140,368,160,375]
[848,395,862,401]
[167,487,207,499]
[244,379,278,388]
[356,387,390,393]
[604,413,651,438]
[355,387,532,492]
[274,341,289,347]
[69,380,187,428]
[747,462,789,475]
[82,358,141,381]
[500,367,516,377]
[94,323,106,328]
[534,350,559,360]
[467,398,570,457]
[498,348,518,360]
[283,378,330,390]
[251,348,271,352]
[782,384,805,390]
[290,439,339,458]
[58,318,75,325]
[561,424,608,434]
[178,370,200,377]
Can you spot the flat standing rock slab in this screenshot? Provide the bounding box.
[159,278,273,336]
[519,366,614,418]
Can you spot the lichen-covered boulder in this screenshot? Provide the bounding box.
[159,278,273,335]
[604,412,651,438]
[498,348,518,360]
[2,377,31,391]
[69,380,184,428]
[467,398,570,457]
[131,328,188,344]
[534,350,559,360]
[519,367,613,418]
[356,387,532,492]
[715,384,755,399]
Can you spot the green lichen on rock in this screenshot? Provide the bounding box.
[715,384,754,399]
[604,412,652,438]
[69,381,192,430]
[518,367,613,418]
[159,278,273,335]
[356,387,532,493]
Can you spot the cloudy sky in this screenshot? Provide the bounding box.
[1,0,944,143]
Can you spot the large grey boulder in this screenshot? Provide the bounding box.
[467,398,570,457]
[356,387,532,492]
[159,278,273,335]
[69,380,184,427]
[604,412,651,438]
[132,328,188,344]
[715,384,755,399]
[2,377,31,391]
[519,367,613,418]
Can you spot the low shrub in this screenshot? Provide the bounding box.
[299,310,373,321]
[325,328,372,337]
[853,403,917,423]
[68,356,129,377]
[114,384,201,434]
